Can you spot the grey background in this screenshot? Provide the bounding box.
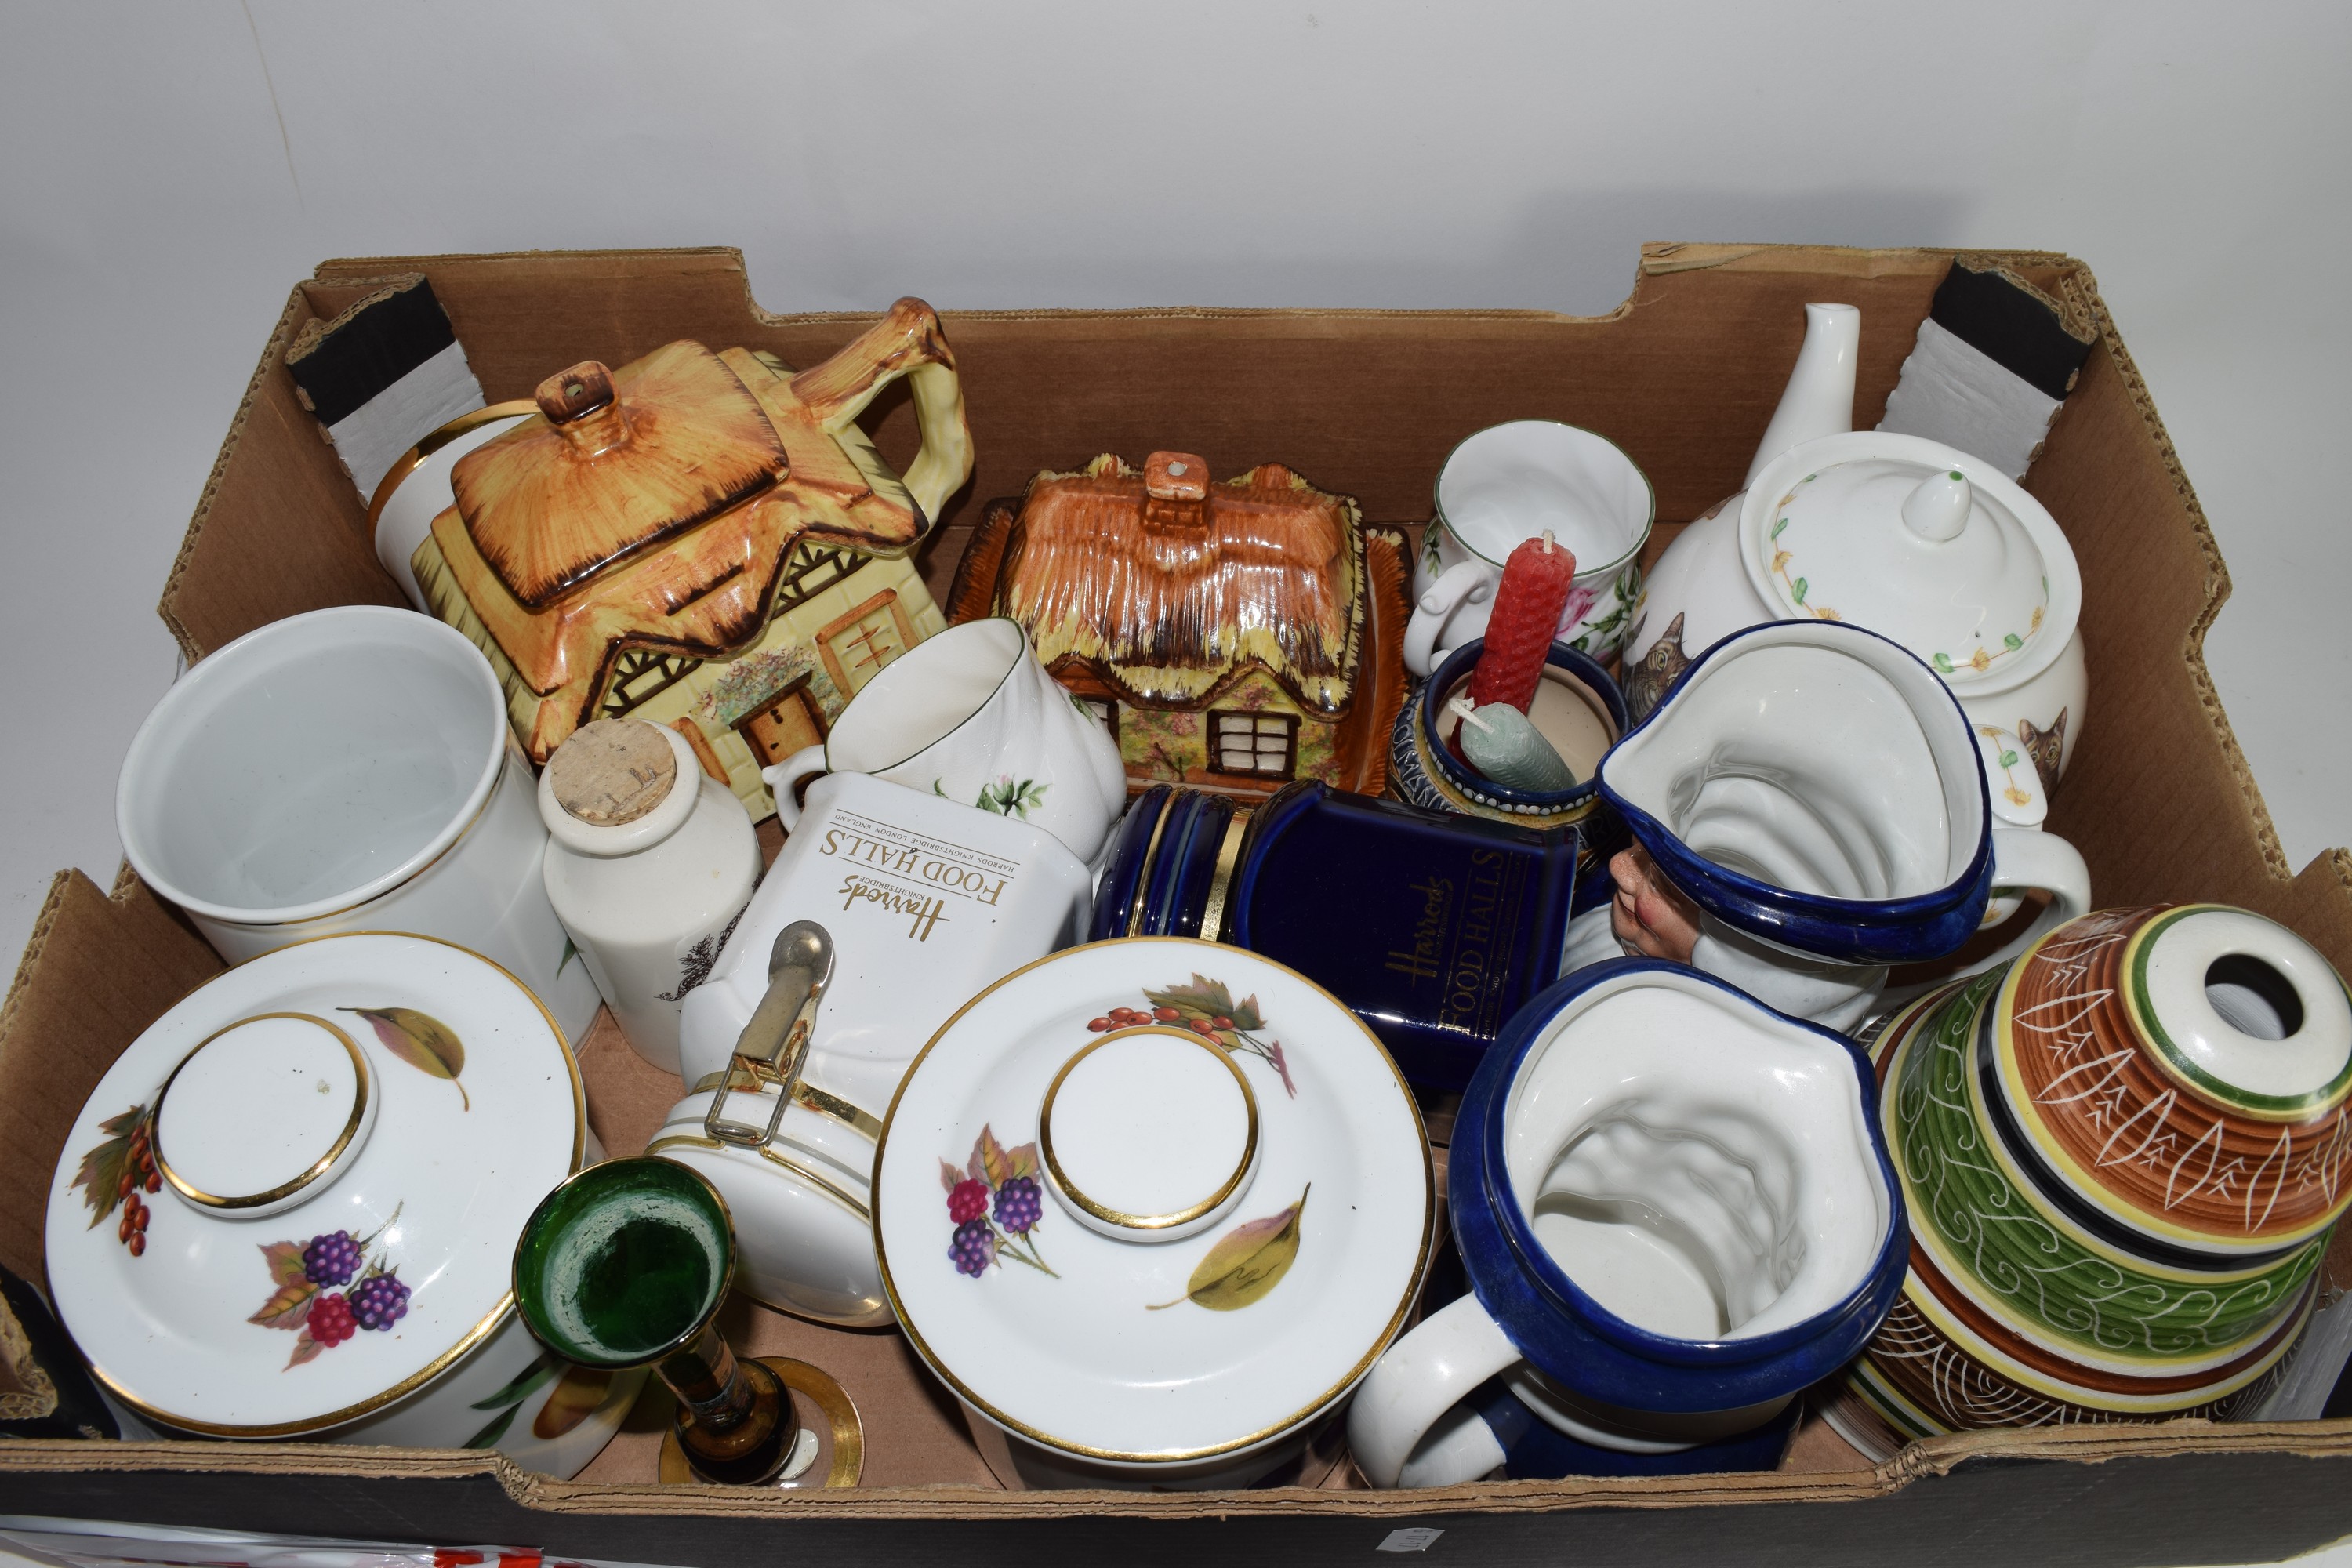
[4,0,2347,990]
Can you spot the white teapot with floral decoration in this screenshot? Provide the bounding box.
[1622,304,2087,803]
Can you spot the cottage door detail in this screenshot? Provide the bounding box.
[732,671,830,767]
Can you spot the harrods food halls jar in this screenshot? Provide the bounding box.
[44,933,639,1475]
[1831,904,2352,1452]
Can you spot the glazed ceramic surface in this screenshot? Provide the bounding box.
[410,303,972,780]
[769,617,1127,866]
[874,938,1432,1484]
[1597,619,2090,1028]
[366,404,532,610]
[648,1076,888,1328]
[1347,960,1904,1488]
[1409,422,1654,673]
[116,606,603,1044]
[678,772,1093,1118]
[44,933,635,1474]
[1091,781,1585,1091]
[1836,906,2352,1443]
[539,720,760,1073]
[949,452,1411,803]
[1388,638,1627,834]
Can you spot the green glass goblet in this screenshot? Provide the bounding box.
[514,1156,794,1486]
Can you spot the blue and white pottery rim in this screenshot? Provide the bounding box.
[1417,638,1626,812]
[1594,619,1996,967]
[1450,959,1908,1411]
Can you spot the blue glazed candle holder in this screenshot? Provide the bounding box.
[1388,637,1630,914]
[1090,781,1584,1091]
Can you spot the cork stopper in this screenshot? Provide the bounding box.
[546,718,678,826]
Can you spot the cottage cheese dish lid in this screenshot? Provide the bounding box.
[874,938,1431,1463]
[1740,431,2082,692]
[45,933,583,1436]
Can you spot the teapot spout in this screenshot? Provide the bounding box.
[1743,303,1860,487]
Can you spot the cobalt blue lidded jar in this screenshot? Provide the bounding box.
[1090,780,1583,1090]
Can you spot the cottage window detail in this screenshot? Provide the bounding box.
[1209,710,1298,779]
[771,542,862,618]
[599,648,702,719]
[816,590,918,695]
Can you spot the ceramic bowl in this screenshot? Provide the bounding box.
[1348,959,1906,1488]
[873,937,1432,1488]
[43,933,640,1475]
[114,605,604,1044]
[1388,638,1627,829]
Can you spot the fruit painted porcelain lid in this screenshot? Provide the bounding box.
[1740,431,2083,694]
[874,938,1432,1464]
[45,933,583,1436]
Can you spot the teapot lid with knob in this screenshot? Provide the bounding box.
[1737,430,2082,698]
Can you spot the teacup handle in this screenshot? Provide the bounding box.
[1976,827,2092,972]
[1403,561,1496,678]
[764,747,830,830]
[1345,1291,1522,1489]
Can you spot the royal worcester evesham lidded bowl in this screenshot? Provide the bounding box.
[44,932,640,1476]
[873,937,1432,1488]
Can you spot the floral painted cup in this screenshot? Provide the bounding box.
[873,937,1432,1489]
[766,617,1127,865]
[1407,421,1654,675]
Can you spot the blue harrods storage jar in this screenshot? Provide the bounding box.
[1091,780,1583,1091]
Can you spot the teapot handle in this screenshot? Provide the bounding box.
[789,297,974,524]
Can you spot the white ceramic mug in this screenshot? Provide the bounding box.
[115,605,604,1043]
[1407,421,1656,676]
[768,617,1127,866]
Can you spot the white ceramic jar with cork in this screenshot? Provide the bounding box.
[539,719,761,1073]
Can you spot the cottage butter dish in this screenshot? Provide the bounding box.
[874,938,1432,1488]
[43,933,637,1476]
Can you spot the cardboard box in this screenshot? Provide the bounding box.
[7,244,2352,1566]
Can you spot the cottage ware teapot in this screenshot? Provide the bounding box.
[1623,303,2086,797]
[392,299,974,819]
[1832,904,2352,1452]
[44,933,638,1477]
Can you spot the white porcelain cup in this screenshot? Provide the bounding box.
[767,617,1127,866]
[1407,421,1656,676]
[116,605,604,1043]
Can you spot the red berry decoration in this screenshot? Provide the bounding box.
[307,1291,358,1347]
[1087,1017,1112,1032]
[947,1178,990,1225]
[1153,1007,1180,1022]
[144,1173,161,1193]
[1467,530,1577,713]
[127,1234,145,1258]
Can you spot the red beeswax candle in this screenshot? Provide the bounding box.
[1467,530,1577,712]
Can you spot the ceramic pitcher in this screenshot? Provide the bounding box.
[1595,619,2092,1031]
